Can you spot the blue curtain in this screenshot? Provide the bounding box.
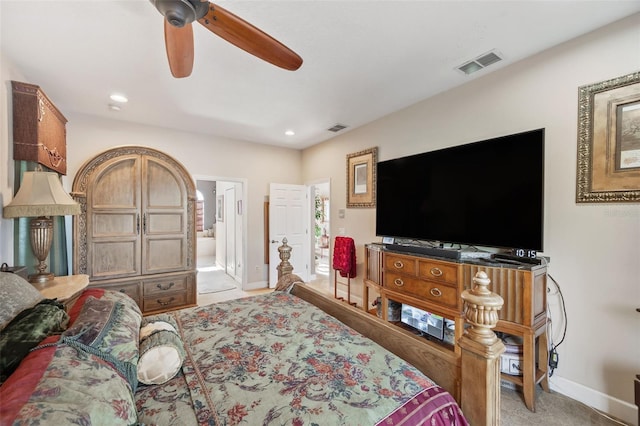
[13,161,69,276]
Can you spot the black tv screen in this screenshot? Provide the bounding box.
[376,129,545,251]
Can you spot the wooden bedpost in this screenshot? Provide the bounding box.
[277,238,294,278]
[458,271,505,426]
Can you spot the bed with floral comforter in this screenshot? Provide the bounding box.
[0,272,468,425]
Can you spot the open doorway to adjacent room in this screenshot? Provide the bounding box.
[195,177,245,297]
[309,180,330,292]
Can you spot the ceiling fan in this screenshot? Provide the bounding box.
[150,0,303,78]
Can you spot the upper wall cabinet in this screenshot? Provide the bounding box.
[12,81,68,174]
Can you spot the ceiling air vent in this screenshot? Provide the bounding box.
[327,123,348,132]
[456,50,503,75]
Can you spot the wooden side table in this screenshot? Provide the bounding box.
[31,274,89,310]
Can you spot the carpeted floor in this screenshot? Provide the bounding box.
[501,386,628,425]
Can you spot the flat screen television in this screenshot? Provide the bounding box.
[376,128,545,252]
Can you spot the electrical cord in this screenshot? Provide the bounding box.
[547,273,567,377]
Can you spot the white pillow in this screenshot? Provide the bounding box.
[0,272,44,331]
[140,321,177,340]
[137,321,185,385]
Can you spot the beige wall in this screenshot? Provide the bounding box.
[302,14,640,423]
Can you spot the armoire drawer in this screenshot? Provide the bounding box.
[143,291,190,313]
[384,272,459,308]
[143,276,189,296]
[89,281,142,307]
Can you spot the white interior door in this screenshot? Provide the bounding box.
[224,187,236,277]
[269,183,309,287]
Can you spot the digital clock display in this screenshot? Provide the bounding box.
[514,249,537,258]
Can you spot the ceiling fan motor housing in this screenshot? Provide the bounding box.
[151,0,209,27]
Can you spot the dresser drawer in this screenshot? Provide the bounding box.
[143,276,189,296]
[385,254,418,276]
[418,260,458,286]
[143,291,190,313]
[385,272,459,308]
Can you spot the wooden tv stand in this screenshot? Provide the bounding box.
[363,244,550,412]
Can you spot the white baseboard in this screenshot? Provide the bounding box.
[243,280,268,291]
[549,375,637,426]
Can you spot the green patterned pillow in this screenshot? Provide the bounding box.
[0,299,68,383]
[62,296,141,390]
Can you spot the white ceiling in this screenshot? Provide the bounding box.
[2,1,639,149]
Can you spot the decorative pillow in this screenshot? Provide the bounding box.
[62,295,141,390]
[0,272,44,331]
[67,288,142,326]
[274,273,305,292]
[0,299,68,383]
[137,318,185,385]
[0,342,138,425]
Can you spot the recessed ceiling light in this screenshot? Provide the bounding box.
[109,93,128,103]
[285,130,295,136]
[108,104,121,111]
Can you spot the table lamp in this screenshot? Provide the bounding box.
[2,170,81,283]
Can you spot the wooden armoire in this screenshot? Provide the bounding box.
[72,146,197,314]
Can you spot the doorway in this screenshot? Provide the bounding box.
[195,177,246,294]
[309,180,330,292]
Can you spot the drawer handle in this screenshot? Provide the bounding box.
[118,289,126,293]
[430,288,442,297]
[157,282,175,291]
[430,267,443,277]
[157,297,175,306]
[393,260,404,269]
[393,278,404,287]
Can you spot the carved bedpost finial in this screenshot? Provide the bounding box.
[461,271,504,346]
[277,238,294,279]
[458,271,505,426]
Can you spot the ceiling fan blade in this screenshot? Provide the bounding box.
[164,20,195,78]
[197,2,302,71]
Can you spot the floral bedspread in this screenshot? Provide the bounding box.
[136,291,468,425]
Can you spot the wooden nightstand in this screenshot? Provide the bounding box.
[31,274,89,310]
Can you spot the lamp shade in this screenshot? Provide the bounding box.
[3,171,80,218]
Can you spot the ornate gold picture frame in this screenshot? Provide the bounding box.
[576,71,640,203]
[346,147,377,208]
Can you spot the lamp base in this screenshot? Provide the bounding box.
[29,272,55,284]
[30,216,55,283]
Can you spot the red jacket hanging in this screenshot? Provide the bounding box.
[332,236,356,278]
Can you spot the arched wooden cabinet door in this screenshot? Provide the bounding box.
[72,146,197,314]
[141,155,189,275]
[86,154,142,280]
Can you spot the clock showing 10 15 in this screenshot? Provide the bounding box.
[514,249,537,258]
